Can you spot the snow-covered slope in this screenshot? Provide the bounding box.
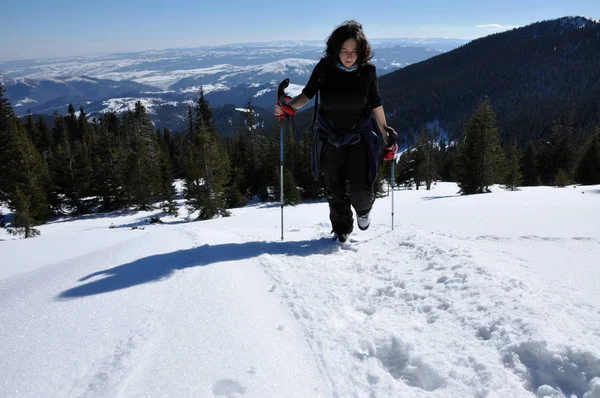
[1,182,600,397]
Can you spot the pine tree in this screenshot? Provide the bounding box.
[196,87,215,132]
[414,129,438,190]
[66,103,80,141]
[124,102,162,209]
[157,129,178,216]
[520,141,540,186]
[7,187,41,238]
[24,111,38,144]
[455,96,504,194]
[279,168,301,205]
[555,169,570,187]
[164,127,186,179]
[11,123,52,222]
[0,84,51,222]
[35,116,53,161]
[51,113,82,213]
[504,140,523,190]
[92,115,127,211]
[537,114,577,185]
[224,136,248,208]
[186,105,195,141]
[224,175,247,209]
[73,113,94,212]
[0,83,13,204]
[244,100,265,199]
[437,140,448,180]
[575,129,600,185]
[185,92,230,219]
[375,157,388,198]
[394,149,415,188]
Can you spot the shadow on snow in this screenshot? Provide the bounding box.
[57,237,338,300]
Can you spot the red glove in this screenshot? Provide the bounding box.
[382,126,398,160]
[278,95,296,119]
[382,144,398,161]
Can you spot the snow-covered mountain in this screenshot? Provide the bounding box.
[0,39,466,126]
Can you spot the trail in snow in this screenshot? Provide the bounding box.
[1,182,600,397]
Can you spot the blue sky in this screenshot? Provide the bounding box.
[1,0,598,61]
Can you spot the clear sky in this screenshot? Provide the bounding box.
[1,0,598,61]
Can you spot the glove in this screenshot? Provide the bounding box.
[382,126,398,161]
[278,95,296,119]
[382,144,398,161]
[384,125,398,147]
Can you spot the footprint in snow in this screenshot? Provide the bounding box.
[213,379,246,396]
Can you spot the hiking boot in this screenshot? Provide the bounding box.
[357,212,371,231]
[333,232,349,243]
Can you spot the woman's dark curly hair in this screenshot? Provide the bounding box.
[323,20,373,67]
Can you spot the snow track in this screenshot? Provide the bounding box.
[1,182,599,397]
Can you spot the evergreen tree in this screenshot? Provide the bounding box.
[224,137,248,208]
[277,168,301,205]
[92,115,127,211]
[7,187,41,238]
[504,140,523,190]
[157,129,178,216]
[0,84,51,222]
[414,129,438,190]
[555,169,571,187]
[24,111,38,144]
[185,93,230,219]
[575,129,600,185]
[35,116,53,161]
[455,96,504,194]
[51,113,83,213]
[123,102,161,209]
[186,105,194,141]
[0,83,13,204]
[66,103,81,141]
[164,128,186,179]
[196,87,215,132]
[437,140,448,180]
[441,144,457,182]
[375,158,389,198]
[520,141,541,186]
[224,175,247,209]
[12,123,52,222]
[394,149,415,188]
[537,114,577,184]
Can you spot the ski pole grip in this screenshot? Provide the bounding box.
[277,78,290,105]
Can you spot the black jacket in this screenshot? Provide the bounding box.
[304,60,384,185]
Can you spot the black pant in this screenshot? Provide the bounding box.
[321,139,374,234]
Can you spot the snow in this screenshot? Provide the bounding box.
[18,97,38,104]
[100,97,180,115]
[1,182,600,397]
[180,83,229,94]
[254,88,272,97]
[284,83,305,98]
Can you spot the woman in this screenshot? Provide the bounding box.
[275,20,398,242]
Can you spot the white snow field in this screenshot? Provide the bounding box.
[1,182,600,398]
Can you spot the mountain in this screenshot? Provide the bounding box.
[0,39,466,131]
[377,16,600,146]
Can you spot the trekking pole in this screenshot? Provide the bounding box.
[391,157,395,231]
[280,122,284,240]
[277,78,290,240]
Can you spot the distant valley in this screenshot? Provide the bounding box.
[0,38,466,131]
